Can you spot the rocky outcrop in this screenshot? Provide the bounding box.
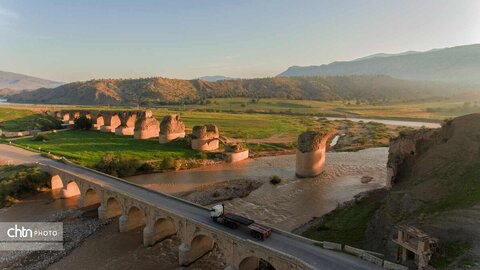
[386,128,435,187]
[365,114,480,262]
[191,125,219,151]
[159,115,186,143]
[296,131,331,178]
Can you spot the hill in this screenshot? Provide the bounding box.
[279,44,480,85]
[7,75,457,105]
[365,114,480,265]
[0,70,64,90]
[197,75,235,82]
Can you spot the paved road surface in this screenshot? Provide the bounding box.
[0,144,382,270]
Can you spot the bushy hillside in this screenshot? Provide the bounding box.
[8,75,456,105]
[364,114,480,265]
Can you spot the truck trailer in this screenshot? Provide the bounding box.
[210,204,272,240]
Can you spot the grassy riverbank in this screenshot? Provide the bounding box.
[14,130,201,168]
[0,165,50,208]
[301,190,385,247]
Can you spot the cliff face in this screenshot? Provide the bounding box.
[365,114,480,260]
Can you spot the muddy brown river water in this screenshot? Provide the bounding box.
[126,147,388,231]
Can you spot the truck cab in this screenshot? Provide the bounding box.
[210,204,224,218]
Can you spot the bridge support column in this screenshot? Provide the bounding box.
[98,205,108,219]
[143,225,155,246]
[178,243,192,266]
[77,196,85,208]
[224,264,237,270]
[60,187,80,198]
[119,215,131,232]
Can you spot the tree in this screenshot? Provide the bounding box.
[74,116,92,130]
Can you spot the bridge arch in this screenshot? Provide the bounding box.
[119,205,146,232]
[99,197,122,219]
[189,234,215,263]
[155,217,176,241]
[50,175,63,190]
[61,180,80,198]
[82,188,101,207]
[239,256,277,270]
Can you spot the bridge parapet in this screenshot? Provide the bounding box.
[35,162,317,270]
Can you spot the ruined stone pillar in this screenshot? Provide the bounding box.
[159,114,186,143]
[191,124,220,151]
[133,115,160,139]
[100,112,121,133]
[224,144,249,163]
[296,131,330,178]
[115,112,137,136]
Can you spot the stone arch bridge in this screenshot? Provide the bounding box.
[35,160,378,270]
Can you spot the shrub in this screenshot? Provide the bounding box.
[74,116,93,130]
[0,166,50,208]
[270,175,282,185]
[96,153,141,177]
[196,152,208,160]
[137,162,156,173]
[161,156,177,170]
[33,134,48,141]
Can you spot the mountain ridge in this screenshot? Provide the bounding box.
[0,70,64,90]
[279,44,480,85]
[7,75,459,105]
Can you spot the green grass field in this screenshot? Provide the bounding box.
[162,110,319,139]
[15,130,200,167]
[157,98,480,121]
[0,107,62,131]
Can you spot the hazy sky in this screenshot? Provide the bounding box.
[0,0,479,82]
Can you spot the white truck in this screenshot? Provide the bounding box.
[210,204,272,240]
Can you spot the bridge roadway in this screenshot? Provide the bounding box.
[0,144,381,270]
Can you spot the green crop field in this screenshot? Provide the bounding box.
[14,130,200,167]
[157,98,480,121]
[0,107,62,131]
[158,110,319,139]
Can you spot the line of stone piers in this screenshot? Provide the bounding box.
[52,109,334,176]
[52,110,250,163]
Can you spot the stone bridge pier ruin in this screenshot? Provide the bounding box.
[296,131,331,178]
[191,124,220,151]
[100,112,121,133]
[115,111,138,136]
[133,111,160,139]
[159,114,186,143]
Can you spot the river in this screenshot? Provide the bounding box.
[127,147,388,231]
[325,116,440,128]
